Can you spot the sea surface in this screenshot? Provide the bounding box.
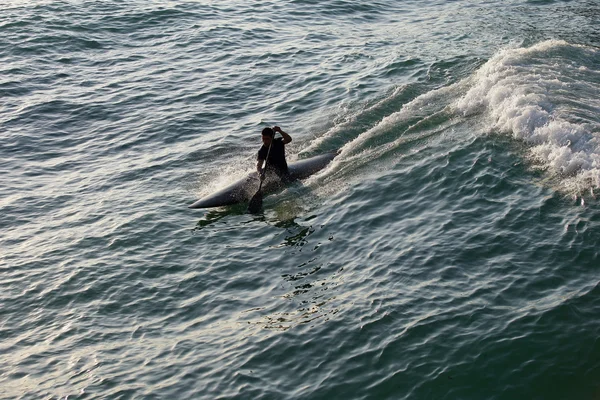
[1,0,600,399]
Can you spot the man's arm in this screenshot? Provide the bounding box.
[273,126,292,144]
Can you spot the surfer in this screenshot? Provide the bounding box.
[256,126,292,183]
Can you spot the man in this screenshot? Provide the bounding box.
[256,126,292,182]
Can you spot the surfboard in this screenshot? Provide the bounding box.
[188,152,338,209]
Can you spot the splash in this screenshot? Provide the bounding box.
[454,40,600,193]
[192,156,255,199]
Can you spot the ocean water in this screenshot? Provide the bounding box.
[1,0,600,399]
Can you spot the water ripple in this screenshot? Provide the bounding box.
[2,1,600,399]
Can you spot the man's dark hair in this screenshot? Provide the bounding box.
[261,127,274,137]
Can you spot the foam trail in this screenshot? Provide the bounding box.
[454,40,600,192]
[303,83,463,199]
[329,82,462,170]
[300,85,410,155]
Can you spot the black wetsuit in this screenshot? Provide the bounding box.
[257,138,290,181]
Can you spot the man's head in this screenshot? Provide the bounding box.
[261,127,274,146]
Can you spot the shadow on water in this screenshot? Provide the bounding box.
[268,215,317,251]
[191,202,315,234]
[191,203,249,231]
[190,201,302,232]
[279,223,315,248]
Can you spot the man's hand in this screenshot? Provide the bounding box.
[273,126,292,144]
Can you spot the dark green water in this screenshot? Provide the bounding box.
[1,1,599,399]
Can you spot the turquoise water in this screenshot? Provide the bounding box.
[2,1,600,399]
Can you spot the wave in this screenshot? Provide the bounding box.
[300,40,600,206]
[453,40,600,194]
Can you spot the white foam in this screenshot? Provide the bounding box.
[302,83,464,204]
[300,86,408,155]
[335,83,460,159]
[454,40,600,191]
[194,156,255,199]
